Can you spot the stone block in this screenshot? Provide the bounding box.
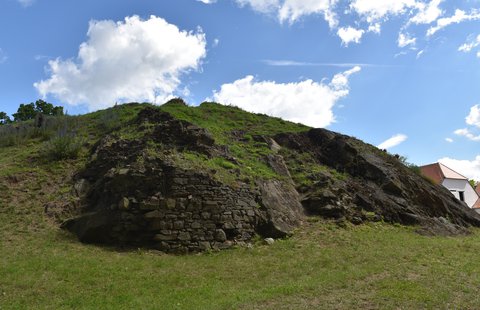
[154,233,176,241]
[166,198,176,209]
[178,232,191,241]
[215,229,227,242]
[191,221,202,229]
[198,241,211,251]
[173,220,184,229]
[223,222,235,230]
[118,197,130,210]
[144,210,163,219]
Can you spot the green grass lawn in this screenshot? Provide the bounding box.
[2,212,480,309]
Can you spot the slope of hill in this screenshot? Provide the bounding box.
[2,100,480,308]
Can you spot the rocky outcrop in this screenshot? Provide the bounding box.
[63,106,480,253]
[63,107,303,253]
[275,128,480,234]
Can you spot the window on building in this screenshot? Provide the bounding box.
[459,191,465,202]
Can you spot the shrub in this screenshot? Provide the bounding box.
[43,133,82,160]
[42,119,82,160]
[97,108,120,133]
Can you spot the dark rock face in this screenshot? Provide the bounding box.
[275,128,480,234]
[136,107,215,155]
[64,107,303,253]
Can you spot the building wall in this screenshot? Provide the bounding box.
[442,179,479,208]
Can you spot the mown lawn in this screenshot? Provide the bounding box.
[2,211,480,309]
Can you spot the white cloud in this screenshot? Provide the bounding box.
[439,156,480,181]
[234,0,338,26]
[197,0,217,3]
[0,48,7,64]
[409,0,443,24]
[210,66,361,128]
[453,105,480,141]
[367,23,381,34]
[330,65,361,90]
[213,38,220,47]
[350,0,418,23]
[427,9,480,36]
[235,0,280,14]
[17,0,34,7]
[445,137,454,143]
[398,32,416,48]
[34,15,206,111]
[337,27,365,46]
[454,128,480,141]
[466,104,480,128]
[377,134,408,150]
[278,0,338,25]
[458,34,480,53]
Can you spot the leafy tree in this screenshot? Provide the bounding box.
[12,100,64,122]
[35,99,54,115]
[13,103,36,121]
[469,179,477,188]
[0,111,11,125]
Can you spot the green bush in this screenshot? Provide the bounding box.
[43,133,82,160]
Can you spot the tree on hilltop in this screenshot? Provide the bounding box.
[12,100,64,121]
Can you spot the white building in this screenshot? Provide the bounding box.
[420,162,480,212]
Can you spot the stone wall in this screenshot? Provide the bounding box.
[65,166,265,254]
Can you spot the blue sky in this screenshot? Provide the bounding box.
[1,0,480,178]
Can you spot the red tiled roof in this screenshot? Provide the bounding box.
[419,162,468,184]
[476,184,480,195]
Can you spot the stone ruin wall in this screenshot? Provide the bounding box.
[82,168,263,254]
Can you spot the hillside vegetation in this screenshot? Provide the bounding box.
[2,101,480,308]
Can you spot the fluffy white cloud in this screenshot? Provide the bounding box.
[210,66,360,127]
[466,104,480,128]
[337,27,365,46]
[445,137,454,143]
[409,0,443,24]
[427,9,480,36]
[377,134,408,150]
[439,156,480,181]
[197,0,217,3]
[227,0,480,53]
[398,32,416,48]
[34,15,206,111]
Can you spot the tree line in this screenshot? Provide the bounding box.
[0,100,64,125]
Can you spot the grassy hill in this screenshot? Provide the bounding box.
[2,101,480,309]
